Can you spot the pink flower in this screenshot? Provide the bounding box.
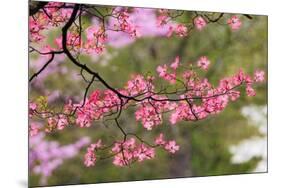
[29,102,37,117]
[254,70,265,82]
[170,56,180,70]
[57,115,68,130]
[166,26,174,37]
[154,133,166,146]
[29,123,40,137]
[157,62,177,84]
[157,64,168,77]
[135,104,162,130]
[174,24,188,37]
[135,144,155,162]
[164,140,179,154]
[89,139,102,151]
[84,151,97,167]
[197,56,210,70]
[84,26,107,54]
[228,90,240,101]
[84,139,102,167]
[126,75,153,96]
[246,85,256,96]
[194,16,207,31]
[29,102,37,110]
[156,15,168,27]
[227,16,242,31]
[111,139,155,166]
[29,132,90,184]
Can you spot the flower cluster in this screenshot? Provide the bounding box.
[55,32,81,51]
[135,96,176,130]
[29,2,73,42]
[167,24,188,37]
[46,114,69,132]
[157,56,180,84]
[82,135,180,167]
[29,132,90,185]
[75,90,121,127]
[29,122,41,137]
[111,8,140,38]
[126,74,154,96]
[84,139,102,167]
[154,133,180,153]
[29,4,265,170]
[111,138,155,166]
[84,26,107,54]
[31,55,265,133]
[156,10,188,38]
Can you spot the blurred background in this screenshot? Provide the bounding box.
[29,5,267,187]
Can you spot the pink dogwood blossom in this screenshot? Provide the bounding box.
[170,56,180,70]
[197,56,211,70]
[227,16,242,31]
[254,70,265,82]
[84,139,102,167]
[111,138,155,166]
[194,16,207,31]
[164,140,180,153]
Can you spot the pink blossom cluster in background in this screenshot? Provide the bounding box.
[106,8,173,48]
[30,2,244,56]
[29,129,90,185]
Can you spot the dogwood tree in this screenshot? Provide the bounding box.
[29,2,265,170]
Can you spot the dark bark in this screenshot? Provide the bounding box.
[29,1,48,16]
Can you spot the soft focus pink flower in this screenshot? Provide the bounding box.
[84,150,97,167]
[227,16,242,31]
[57,115,68,130]
[154,133,166,146]
[29,123,40,137]
[166,26,174,37]
[194,16,207,31]
[29,132,90,185]
[157,63,177,84]
[174,24,188,37]
[254,70,265,82]
[156,15,169,26]
[197,56,211,70]
[164,140,180,153]
[29,102,37,110]
[157,64,168,77]
[170,56,180,70]
[84,139,102,167]
[246,85,256,96]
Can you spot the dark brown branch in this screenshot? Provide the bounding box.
[29,2,48,16]
[29,52,54,82]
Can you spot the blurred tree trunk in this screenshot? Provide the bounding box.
[169,127,193,177]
